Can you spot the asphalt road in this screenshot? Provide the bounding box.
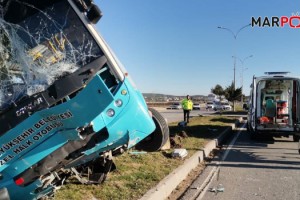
[196,125,300,200]
[153,108,216,124]
[157,108,300,200]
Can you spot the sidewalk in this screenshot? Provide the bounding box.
[140,118,242,200]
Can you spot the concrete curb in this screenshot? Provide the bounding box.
[140,118,242,200]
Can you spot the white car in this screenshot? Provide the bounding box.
[206,102,215,110]
[167,102,182,109]
[221,102,232,111]
[212,102,223,111]
[193,103,201,110]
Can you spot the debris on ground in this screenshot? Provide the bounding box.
[170,135,183,148]
[179,130,188,138]
[172,148,188,159]
[209,184,225,194]
[178,121,187,127]
[129,151,147,155]
[170,129,189,148]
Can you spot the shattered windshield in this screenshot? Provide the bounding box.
[0,0,103,110]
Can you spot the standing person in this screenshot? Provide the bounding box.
[181,95,193,123]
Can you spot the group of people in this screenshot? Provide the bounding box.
[181,95,193,123]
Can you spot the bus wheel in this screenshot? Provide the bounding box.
[135,108,169,152]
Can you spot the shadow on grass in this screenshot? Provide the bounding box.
[210,117,237,124]
[168,123,230,151]
[168,116,240,151]
[215,111,247,115]
[169,124,227,139]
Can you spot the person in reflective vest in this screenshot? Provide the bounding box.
[181,95,193,123]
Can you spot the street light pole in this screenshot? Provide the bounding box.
[233,55,253,103]
[217,23,251,111]
[217,24,251,90]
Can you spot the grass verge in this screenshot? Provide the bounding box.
[54,115,238,200]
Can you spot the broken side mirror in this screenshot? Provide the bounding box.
[73,0,93,12]
[87,4,102,24]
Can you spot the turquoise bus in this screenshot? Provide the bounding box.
[0,0,169,199]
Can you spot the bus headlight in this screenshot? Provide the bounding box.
[106,109,115,117]
[115,99,123,107]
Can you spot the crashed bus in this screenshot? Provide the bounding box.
[0,0,169,199]
[247,72,300,145]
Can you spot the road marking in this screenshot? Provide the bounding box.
[196,123,245,200]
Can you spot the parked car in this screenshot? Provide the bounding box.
[213,102,223,110]
[167,102,182,109]
[193,103,201,110]
[206,102,215,110]
[221,102,232,111]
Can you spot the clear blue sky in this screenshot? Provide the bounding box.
[94,0,300,96]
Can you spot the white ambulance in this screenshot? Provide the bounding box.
[247,72,300,145]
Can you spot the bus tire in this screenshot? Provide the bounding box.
[135,108,169,152]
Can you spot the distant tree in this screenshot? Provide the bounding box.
[224,82,242,101]
[211,84,225,99]
[224,82,242,111]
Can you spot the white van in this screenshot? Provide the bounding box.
[247,72,300,142]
